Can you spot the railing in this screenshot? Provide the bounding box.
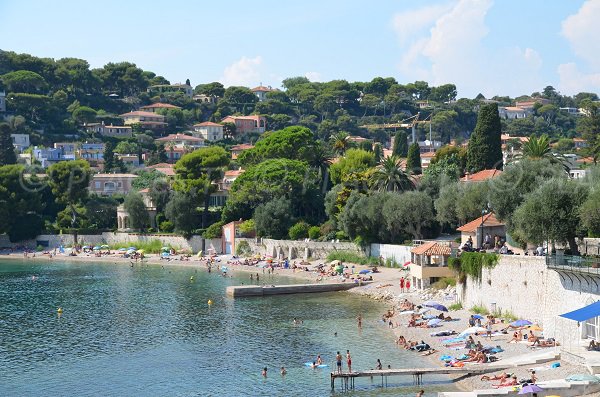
[546,254,600,276]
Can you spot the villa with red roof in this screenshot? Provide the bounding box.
[457,212,505,250]
[193,121,224,141]
[155,133,205,148]
[221,115,266,134]
[139,103,182,113]
[461,169,503,182]
[120,110,167,132]
[230,143,254,159]
[251,85,275,101]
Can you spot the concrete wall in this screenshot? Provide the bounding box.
[236,238,362,260]
[0,233,222,254]
[456,255,600,352]
[370,243,412,265]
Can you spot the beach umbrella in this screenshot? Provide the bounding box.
[518,384,543,395]
[427,318,442,326]
[197,251,203,257]
[101,245,109,249]
[429,303,448,312]
[329,260,340,266]
[161,252,170,257]
[528,324,543,331]
[472,314,484,320]
[359,269,371,275]
[459,326,487,337]
[510,319,533,327]
[424,301,441,307]
[128,247,136,251]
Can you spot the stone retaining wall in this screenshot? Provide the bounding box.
[236,238,362,260]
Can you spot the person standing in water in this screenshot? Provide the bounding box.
[357,314,362,328]
[280,367,286,376]
[346,350,352,373]
[262,367,268,377]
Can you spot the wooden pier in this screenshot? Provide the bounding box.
[330,366,507,391]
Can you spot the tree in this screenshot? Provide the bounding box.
[580,188,600,237]
[330,131,351,155]
[194,82,225,98]
[0,123,17,165]
[124,192,149,230]
[373,143,383,162]
[148,178,171,213]
[254,197,295,239]
[289,221,310,240]
[329,148,376,185]
[392,130,409,157]
[114,141,139,154]
[512,178,588,254]
[165,190,201,237]
[384,191,435,239]
[1,70,48,93]
[103,141,115,172]
[406,143,422,174]
[84,195,118,229]
[369,155,414,192]
[47,160,91,239]
[238,126,315,165]
[339,192,395,243]
[72,106,97,124]
[466,103,503,172]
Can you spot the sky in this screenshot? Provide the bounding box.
[1,0,599,98]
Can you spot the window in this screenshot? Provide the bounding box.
[95,181,101,189]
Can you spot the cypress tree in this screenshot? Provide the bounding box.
[392,130,409,157]
[0,123,17,166]
[466,103,503,172]
[103,141,115,172]
[373,143,383,162]
[406,142,422,174]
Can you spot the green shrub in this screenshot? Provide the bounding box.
[110,239,171,254]
[159,221,174,233]
[236,240,251,256]
[335,230,349,241]
[326,250,379,266]
[204,221,224,239]
[36,245,44,252]
[288,221,310,240]
[449,252,499,283]
[448,302,463,311]
[239,219,255,237]
[308,226,321,240]
[470,305,489,315]
[431,277,457,290]
[492,308,518,322]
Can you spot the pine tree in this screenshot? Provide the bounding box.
[0,123,17,166]
[392,130,409,157]
[406,142,422,174]
[466,103,503,172]
[103,141,115,172]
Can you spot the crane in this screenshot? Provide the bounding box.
[360,113,432,143]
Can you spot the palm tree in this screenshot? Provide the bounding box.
[307,141,333,191]
[330,132,350,155]
[369,155,414,192]
[513,134,569,169]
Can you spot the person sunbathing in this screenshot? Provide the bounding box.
[481,372,510,381]
[509,331,520,343]
[589,340,600,351]
[492,375,518,388]
[527,331,537,342]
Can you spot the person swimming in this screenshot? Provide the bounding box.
[280,366,286,376]
[261,367,268,377]
[316,355,323,365]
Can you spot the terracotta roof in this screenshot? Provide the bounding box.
[224,169,244,177]
[348,135,367,142]
[457,213,504,233]
[156,134,204,142]
[421,152,436,158]
[140,102,181,110]
[577,156,595,164]
[120,111,164,118]
[194,121,222,127]
[503,106,526,112]
[251,85,273,92]
[573,138,586,142]
[147,163,174,169]
[461,169,502,182]
[231,144,254,151]
[411,241,451,256]
[138,188,150,193]
[222,115,263,121]
[93,173,138,178]
[501,134,529,143]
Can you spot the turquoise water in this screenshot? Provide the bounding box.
[0,260,456,396]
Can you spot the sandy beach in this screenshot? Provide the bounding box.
[0,251,592,393]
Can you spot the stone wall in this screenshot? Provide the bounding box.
[0,233,222,254]
[582,238,600,256]
[370,243,412,265]
[235,238,362,260]
[456,255,600,352]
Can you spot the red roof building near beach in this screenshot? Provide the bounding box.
[410,241,452,256]
[461,169,503,182]
[457,213,504,233]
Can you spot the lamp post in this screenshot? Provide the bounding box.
[479,208,488,249]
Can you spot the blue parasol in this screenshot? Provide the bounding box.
[518,384,543,395]
[359,269,371,275]
[510,319,533,327]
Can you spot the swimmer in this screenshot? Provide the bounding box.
[262,367,267,377]
[316,355,323,365]
[280,366,286,376]
[334,332,338,337]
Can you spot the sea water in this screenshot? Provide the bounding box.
[0,260,457,396]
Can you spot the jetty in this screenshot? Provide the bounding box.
[226,282,362,297]
[330,366,508,391]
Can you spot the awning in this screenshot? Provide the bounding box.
[560,301,600,322]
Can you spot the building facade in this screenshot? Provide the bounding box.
[221,115,266,134]
[193,122,224,141]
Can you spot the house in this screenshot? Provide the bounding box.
[209,169,243,208]
[416,100,432,109]
[163,145,191,163]
[155,133,205,149]
[120,111,167,132]
[146,162,175,177]
[409,241,454,290]
[230,143,254,159]
[457,212,505,250]
[0,91,5,112]
[116,188,157,230]
[90,173,138,196]
[84,122,133,138]
[501,134,529,147]
[139,102,182,113]
[569,169,587,179]
[193,122,224,142]
[117,154,140,168]
[222,220,243,254]
[573,138,588,150]
[418,140,443,153]
[251,85,275,102]
[420,151,436,170]
[147,83,193,98]
[32,147,75,168]
[560,107,581,116]
[193,94,217,104]
[221,115,266,134]
[515,98,550,110]
[77,142,105,167]
[11,134,30,152]
[53,142,77,156]
[461,169,502,182]
[498,106,530,119]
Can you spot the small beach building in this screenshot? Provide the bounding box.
[222,221,243,255]
[456,213,505,249]
[409,241,453,290]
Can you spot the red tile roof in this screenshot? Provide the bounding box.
[231,144,254,151]
[194,121,222,127]
[147,163,173,169]
[140,102,181,110]
[224,169,244,177]
[461,169,502,182]
[155,134,204,142]
[411,241,451,256]
[251,86,273,92]
[457,213,504,233]
[120,111,164,118]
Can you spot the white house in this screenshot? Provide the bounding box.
[193,122,224,141]
[251,85,275,102]
[498,106,530,119]
[11,134,30,152]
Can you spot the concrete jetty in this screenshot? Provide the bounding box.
[226,282,362,297]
